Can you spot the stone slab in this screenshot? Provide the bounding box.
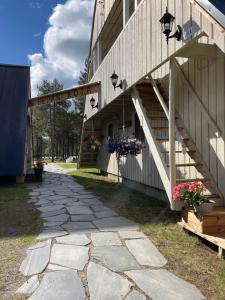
[125,269,205,300]
[56,233,90,246]
[62,222,96,231]
[93,217,139,232]
[91,232,122,246]
[94,210,118,219]
[29,270,85,300]
[125,239,167,267]
[125,290,146,300]
[37,229,68,240]
[16,275,39,295]
[87,262,133,300]
[67,228,99,235]
[91,205,109,212]
[67,205,93,215]
[40,209,66,218]
[43,213,69,223]
[20,240,51,276]
[119,231,146,240]
[92,246,140,272]
[44,222,64,228]
[37,204,65,213]
[50,244,89,270]
[81,198,102,206]
[71,214,96,222]
[47,264,69,271]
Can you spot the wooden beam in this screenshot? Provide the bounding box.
[123,0,130,28]
[131,88,171,204]
[169,60,176,211]
[176,43,217,59]
[28,82,100,107]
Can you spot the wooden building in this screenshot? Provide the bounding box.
[0,64,31,182]
[79,0,225,212]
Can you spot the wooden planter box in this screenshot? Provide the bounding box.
[181,208,225,234]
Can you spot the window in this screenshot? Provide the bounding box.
[134,113,145,142]
[108,123,113,139]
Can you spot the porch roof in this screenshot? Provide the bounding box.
[28,82,100,107]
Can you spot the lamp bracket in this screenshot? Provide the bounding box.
[168,25,182,43]
[114,80,123,90]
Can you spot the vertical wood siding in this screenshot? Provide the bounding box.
[85,0,225,196]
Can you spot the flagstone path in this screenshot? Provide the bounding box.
[16,164,205,299]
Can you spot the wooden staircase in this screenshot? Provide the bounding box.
[134,81,224,208]
[79,150,99,168]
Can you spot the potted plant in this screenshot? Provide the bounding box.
[173,181,215,213]
[33,159,44,180]
[90,137,101,151]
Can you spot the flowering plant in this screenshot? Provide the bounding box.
[33,159,44,170]
[107,137,144,157]
[173,181,209,207]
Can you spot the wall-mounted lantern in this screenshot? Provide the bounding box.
[80,112,87,120]
[110,71,123,90]
[90,97,98,109]
[159,7,182,44]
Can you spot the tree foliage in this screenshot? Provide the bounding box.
[32,79,81,161]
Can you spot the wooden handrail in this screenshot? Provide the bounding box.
[173,58,221,138]
[150,76,169,120]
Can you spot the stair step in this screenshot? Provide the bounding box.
[176,178,210,183]
[156,138,189,142]
[145,107,164,112]
[149,116,168,120]
[167,163,203,167]
[161,150,197,154]
[205,194,221,199]
[152,127,169,130]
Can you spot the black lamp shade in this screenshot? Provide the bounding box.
[90,97,95,108]
[159,7,175,36]
[110,71,119,87]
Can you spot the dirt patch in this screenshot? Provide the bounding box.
[0,184,42,300]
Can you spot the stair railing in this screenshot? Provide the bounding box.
[173,57,221,138]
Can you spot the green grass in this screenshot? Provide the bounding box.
[69,167,225,300]
[0,184,42,299]
[56,162,77,169]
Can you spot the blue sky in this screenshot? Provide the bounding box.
[0,0,66,65]
[0,0,94,95]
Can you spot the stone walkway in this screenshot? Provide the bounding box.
[16,164,205,299]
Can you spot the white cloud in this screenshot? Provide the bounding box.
[29,1,42,9]
[28,0,94,96]
[33,32,42,38]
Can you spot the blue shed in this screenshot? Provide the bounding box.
[0,64,30,178]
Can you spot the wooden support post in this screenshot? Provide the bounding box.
[218,246,224,259]
[169,60,176,210]
[134,0,138,10]
[123,0,130,28]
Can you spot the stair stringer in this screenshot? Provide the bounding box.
[131,88,174,209]
[175,114,224,205]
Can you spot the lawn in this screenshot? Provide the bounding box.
[56,162,77,169]
[69,167,225,300]
[0,184,42,300]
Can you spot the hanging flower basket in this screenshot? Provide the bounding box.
[107,136,144,157]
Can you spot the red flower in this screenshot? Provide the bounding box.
[173,191,180,201]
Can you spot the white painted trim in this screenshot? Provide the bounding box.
[123,0,130,28]
[169,60,176,210]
